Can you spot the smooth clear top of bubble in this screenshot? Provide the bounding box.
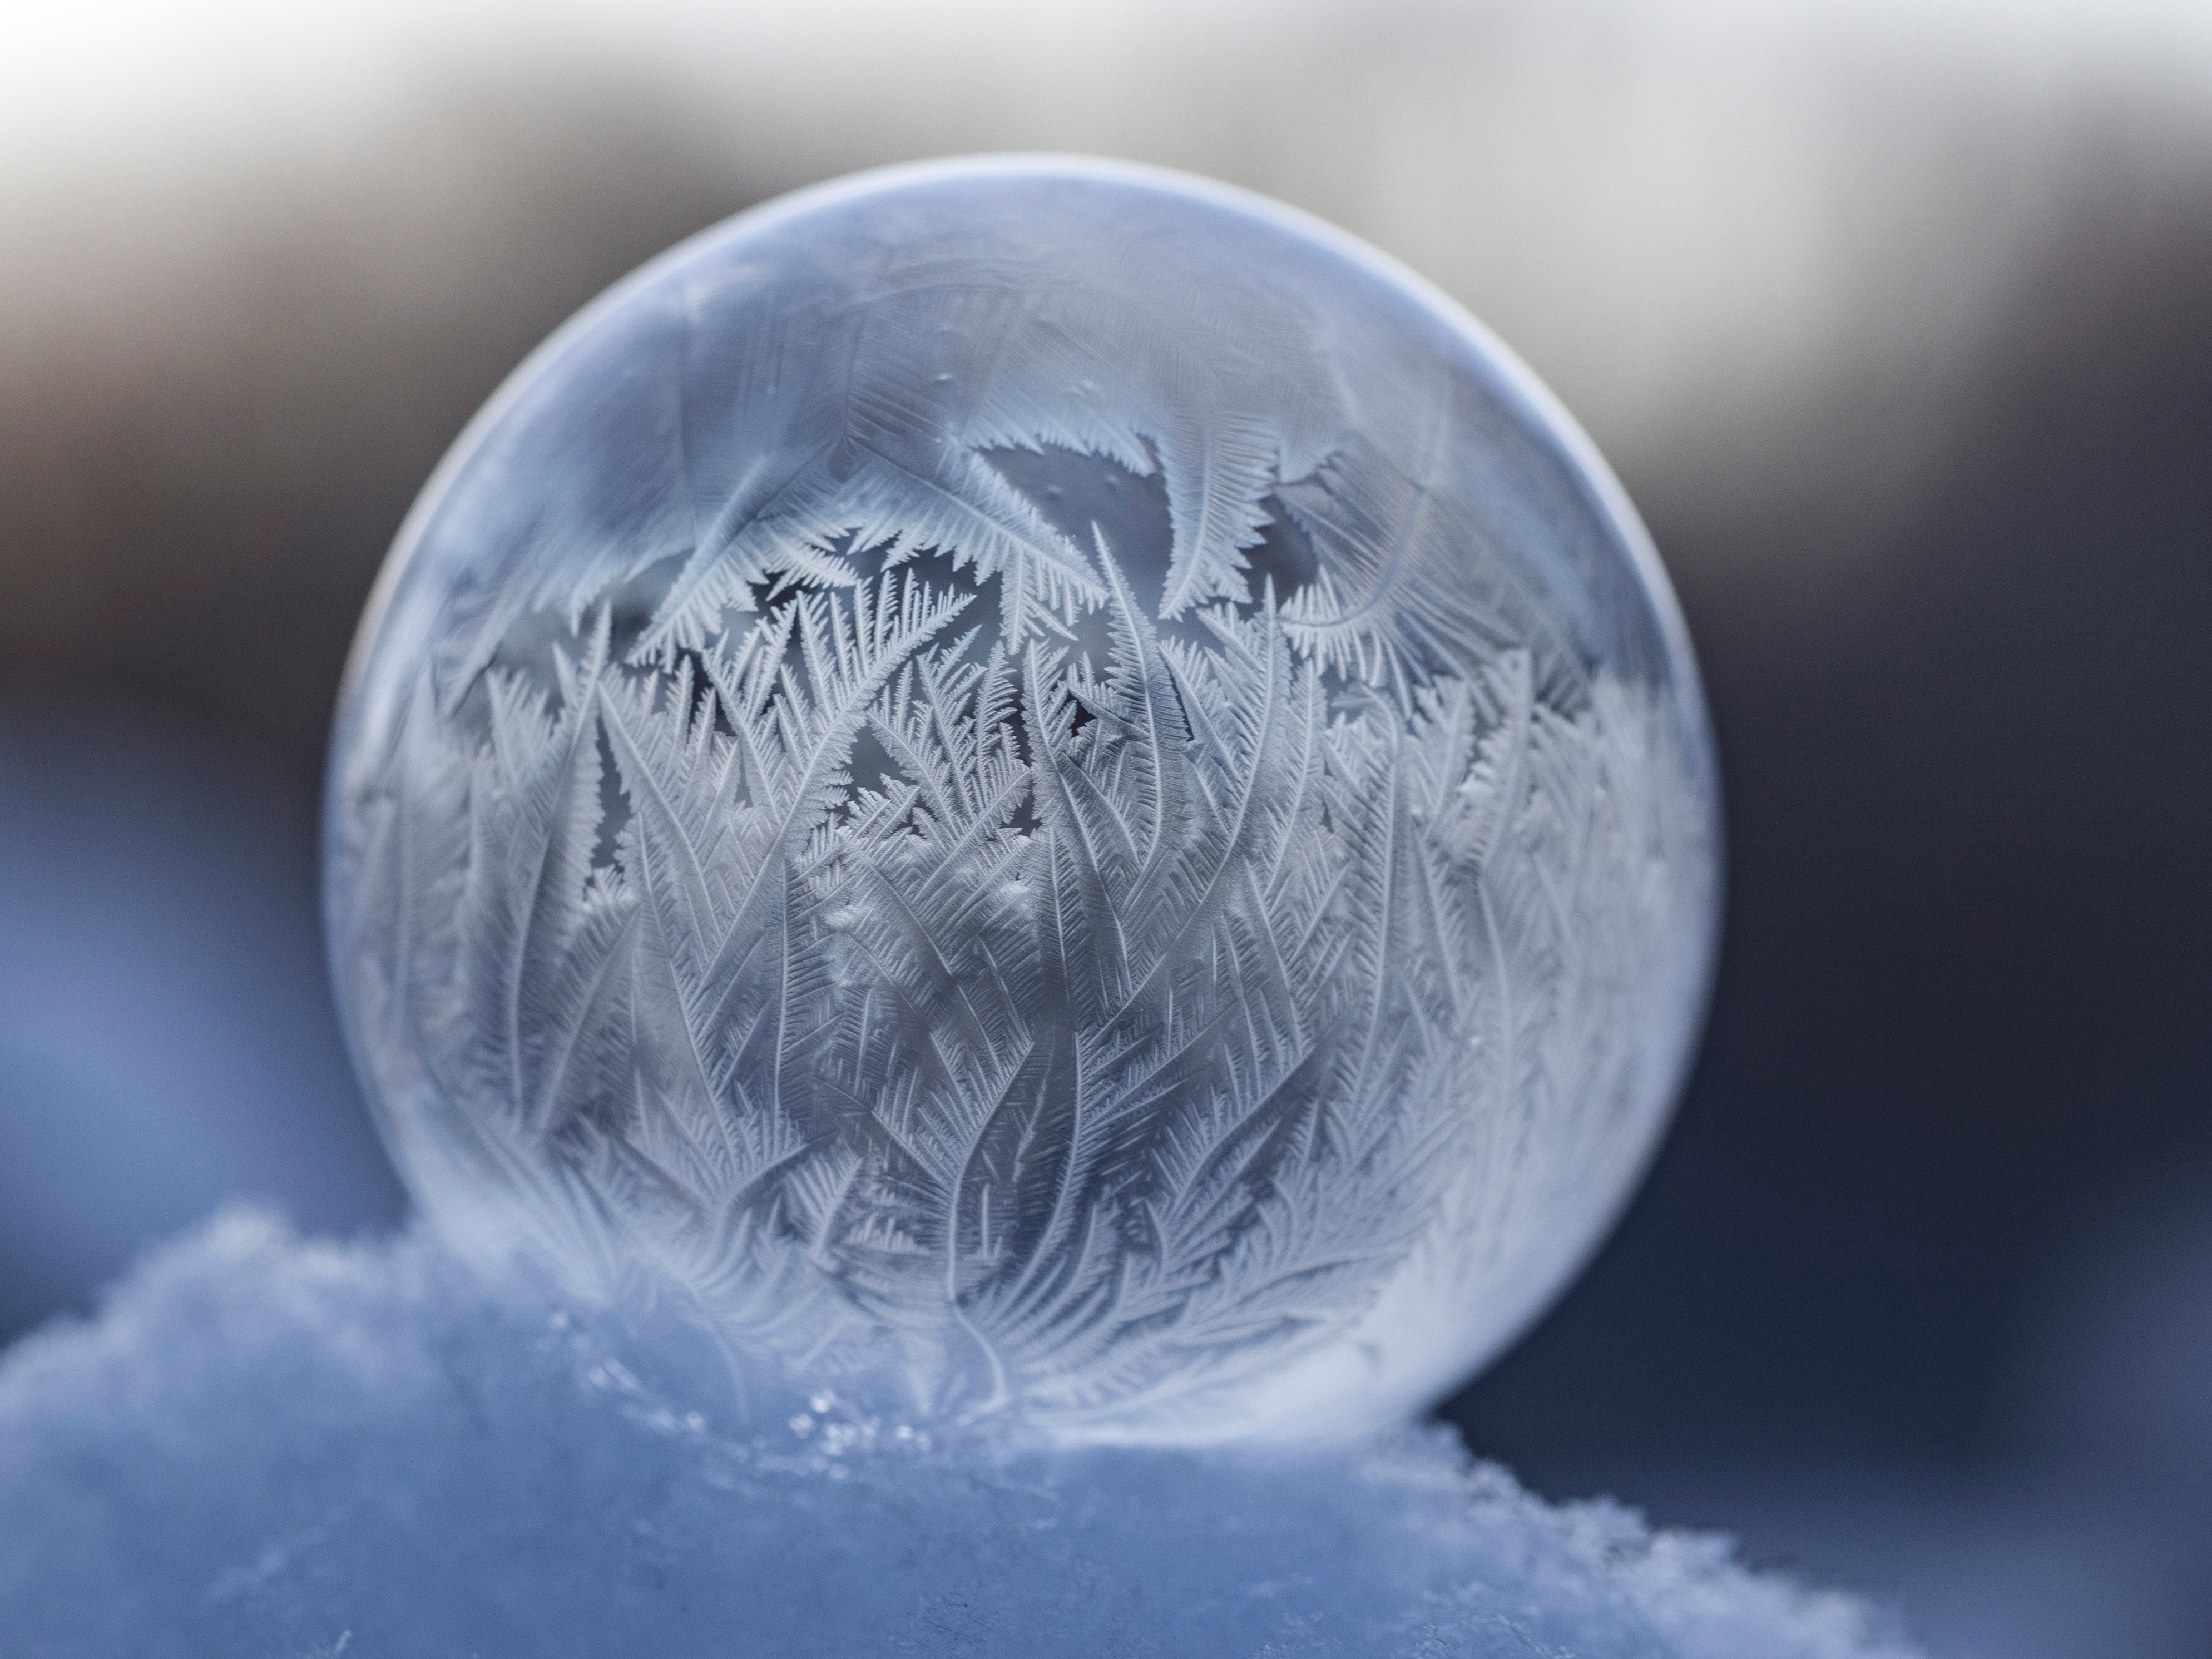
[325,157,1720,1443]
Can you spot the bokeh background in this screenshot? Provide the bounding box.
[3,1,2207,1652]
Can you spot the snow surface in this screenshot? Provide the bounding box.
[0,1211,1916,1658]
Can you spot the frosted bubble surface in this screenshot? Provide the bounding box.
[325,157,1720,1443]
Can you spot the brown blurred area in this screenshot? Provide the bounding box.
[3,6,2210,1652]
[0,75,768,769]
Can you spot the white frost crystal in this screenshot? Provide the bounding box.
[325,157,1721,1443]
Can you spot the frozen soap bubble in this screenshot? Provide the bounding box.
[325,157,1720,1445]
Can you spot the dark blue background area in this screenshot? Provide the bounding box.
[1451,212,2212,1483]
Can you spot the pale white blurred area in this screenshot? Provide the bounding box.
[6,0,2212,616]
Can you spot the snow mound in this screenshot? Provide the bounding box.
[0,1212,1917,1658]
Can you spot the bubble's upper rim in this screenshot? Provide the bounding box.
[333,155,1709,751]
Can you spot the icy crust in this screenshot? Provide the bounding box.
[0,1214,1913,1659]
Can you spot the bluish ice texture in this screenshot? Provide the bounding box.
[325,157,1720,1443]
[0,1212,1911,1659]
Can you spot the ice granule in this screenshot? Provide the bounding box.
[0,1211,1918,1658]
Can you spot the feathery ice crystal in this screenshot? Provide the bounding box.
[325,159,1721,1443]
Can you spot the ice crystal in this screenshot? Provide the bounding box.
[325,158,1721,1442]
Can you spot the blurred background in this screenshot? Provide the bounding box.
[2,0,2206,1652]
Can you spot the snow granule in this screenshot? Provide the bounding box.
[0,1211,1918,1658]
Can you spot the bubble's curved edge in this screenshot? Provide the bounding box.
[768,156,1732,1411]
[331,153,1714,734]
[321,155,1728,1388]
[1052,155,1733,1405]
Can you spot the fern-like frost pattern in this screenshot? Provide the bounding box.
[328,161,1720,1442]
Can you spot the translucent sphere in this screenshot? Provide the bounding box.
[325,158,1720,1444]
